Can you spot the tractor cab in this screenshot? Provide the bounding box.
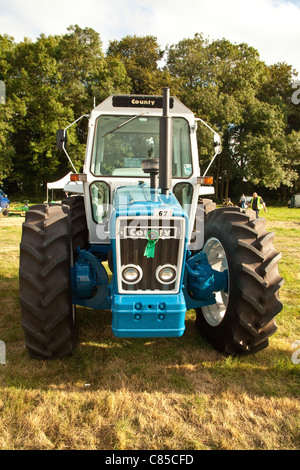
[79,92,217,246]
[57,91,219,247]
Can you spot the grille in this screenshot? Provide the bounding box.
[115,216,186,293]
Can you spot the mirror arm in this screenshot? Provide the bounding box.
[61,114,90,174]
[202,147,219,177]
[195,117,218,135]
[195,118,222,177]
[64,114,90,132]
[62,134,77,173]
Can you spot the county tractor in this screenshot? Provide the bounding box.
[19,88,283,359]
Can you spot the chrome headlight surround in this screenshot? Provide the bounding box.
[121,264,143,285]
[155,264,177,285]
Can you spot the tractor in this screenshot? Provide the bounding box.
[19,88,283,359]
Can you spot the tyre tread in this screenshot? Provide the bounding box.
[196,205,283,356]
[19,203,76,359]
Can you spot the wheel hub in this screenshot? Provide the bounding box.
[201,237,229,327]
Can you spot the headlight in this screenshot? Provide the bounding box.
[156,265,177,284]
[121,264,143,285]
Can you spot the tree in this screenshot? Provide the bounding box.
[257,63,300,194]
[107,35,174,94]
[166,35,299,199]
[0,104,14,183]
[2,26,131,196]
[0,35,20,185]
[5,34,71,194]
[1,28,299,200]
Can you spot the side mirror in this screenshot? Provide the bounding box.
[56,129,67,151]
[214,133,222,154]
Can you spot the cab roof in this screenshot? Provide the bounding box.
[92,94,194,118]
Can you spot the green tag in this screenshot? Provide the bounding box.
[144,230,159,258]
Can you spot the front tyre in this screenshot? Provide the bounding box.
[196,207,284,355]
[19,204,76,359]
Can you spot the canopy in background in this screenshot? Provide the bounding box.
[46,172,83,202]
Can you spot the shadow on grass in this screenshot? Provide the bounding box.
[2,303,299,399]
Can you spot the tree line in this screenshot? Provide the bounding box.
[0,25,299,201]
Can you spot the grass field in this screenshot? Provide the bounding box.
[0,207,299,450]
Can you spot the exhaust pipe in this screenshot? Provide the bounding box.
[159,88,172,195]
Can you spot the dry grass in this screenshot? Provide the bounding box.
[0,210,299,450]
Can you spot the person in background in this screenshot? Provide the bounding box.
[240,194,246,209]
[250,192,267,218]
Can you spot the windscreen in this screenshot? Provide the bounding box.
[90,115,192,178]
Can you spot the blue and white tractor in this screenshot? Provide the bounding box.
[19,89,283,359]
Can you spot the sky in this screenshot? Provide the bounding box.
[0,0,300,76]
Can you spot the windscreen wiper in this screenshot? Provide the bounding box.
[102,112,147,137]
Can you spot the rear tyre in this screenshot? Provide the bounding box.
[195,207,284,355]
[19,204,76,359]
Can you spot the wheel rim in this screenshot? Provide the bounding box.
[201,237,229,327]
